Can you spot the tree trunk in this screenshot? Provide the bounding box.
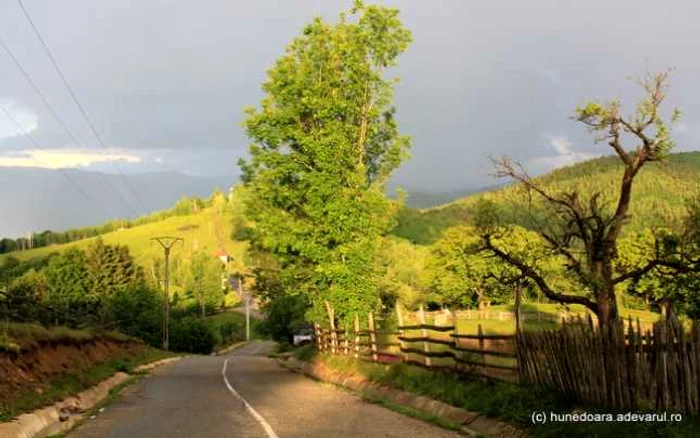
[596,285,619,327]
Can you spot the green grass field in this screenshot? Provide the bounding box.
[0,207,248,271]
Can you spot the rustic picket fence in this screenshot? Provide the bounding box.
[313,304,518,382]
[315,303,700,415]
[517,315,700,415]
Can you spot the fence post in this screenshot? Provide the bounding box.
[314,321,322,352]
[396,302,408,363]
[344,328,349,356]
[325,300,337,355]
[419,304,432,367]
[515,283,523,334]
[478,323,485,366]
[451,309,459,373]
[368,311,378,362]
[354,313,360,359]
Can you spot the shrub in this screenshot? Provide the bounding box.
[170,317,216,354]
[259,294,308,343]
[111,287,162,347]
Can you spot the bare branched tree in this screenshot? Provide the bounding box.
[479,71,685,327]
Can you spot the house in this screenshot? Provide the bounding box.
[212,248,231,265]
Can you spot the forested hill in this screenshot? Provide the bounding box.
[393,151,700,244]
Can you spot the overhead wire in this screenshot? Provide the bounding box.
[0,34,139,217]
[17,0,147,213]
[0,103,95,206]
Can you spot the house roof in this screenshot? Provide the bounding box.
[213,248,228,258]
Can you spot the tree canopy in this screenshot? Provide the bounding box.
[239,1,412,323]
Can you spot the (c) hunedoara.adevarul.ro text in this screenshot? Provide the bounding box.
[531,411,683,424]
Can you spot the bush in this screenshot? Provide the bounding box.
[170,317,217,354]
[259,294,308,343]
[211,320,240,347]
[293,344,315,361]
[111,287,162,347]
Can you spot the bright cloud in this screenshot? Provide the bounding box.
[0,149,141,169]
[528,133,600,170]
[0,101,38,139]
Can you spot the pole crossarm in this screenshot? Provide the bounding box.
[151,236,184,249]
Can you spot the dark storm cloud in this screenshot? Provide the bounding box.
[1,0,700,187]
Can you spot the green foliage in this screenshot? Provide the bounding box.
[205,314,243,348]
[395,152,700,245]
[259,294,309,343]
[0,191,225,256]
[240,2,412,324]
[375,237,428,310]
[293,343,316,361]
[169,316,217,354]
[43,248,89,322]
[111,286,163,347]
[426,224,566,309]
[85,238,144,298]
[185,251,225,316]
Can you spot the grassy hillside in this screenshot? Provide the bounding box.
[0,206,247,272]
[393,151,700,244]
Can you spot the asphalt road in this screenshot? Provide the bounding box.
[68,341,462,438]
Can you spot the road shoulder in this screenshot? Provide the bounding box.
[276,355,529,438]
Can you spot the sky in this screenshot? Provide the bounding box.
[1,0,700,192]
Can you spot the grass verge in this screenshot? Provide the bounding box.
[46,374,142,438]
[0,322,130,354]
[319,355,700,438]
[360,393,467,435]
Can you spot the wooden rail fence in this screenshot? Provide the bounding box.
[314,304,518,382]
[314,302,700,415]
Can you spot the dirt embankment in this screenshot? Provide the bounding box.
[0,338,146,409]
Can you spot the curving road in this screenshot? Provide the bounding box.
[68,341,461,438]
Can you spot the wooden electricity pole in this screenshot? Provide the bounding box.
[151,236,183,351]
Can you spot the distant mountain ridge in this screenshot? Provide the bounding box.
[0,167,234,238]
[392,151,700,244]
[388,184,504,209]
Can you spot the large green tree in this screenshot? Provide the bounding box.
[239,1,412,323]
[84,238,144,323]
[85,238,144,298]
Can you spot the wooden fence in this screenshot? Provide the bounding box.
[516,315,700,415]
[314,304,518,382]
[314,303,700,414]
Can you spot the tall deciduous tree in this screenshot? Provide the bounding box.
[44,248,89,322]
[239,1,412,322]
[85,238,144,299]
[187,251,224,316]
[479,71,683,326]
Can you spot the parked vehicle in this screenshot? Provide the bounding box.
[292,326,314,346]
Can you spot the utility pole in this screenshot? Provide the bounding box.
[238,276,250,341]
[151,236,183,351]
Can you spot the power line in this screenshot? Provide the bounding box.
[0,34,138,217]
[0,103,95,206]
[17,0,147,213]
